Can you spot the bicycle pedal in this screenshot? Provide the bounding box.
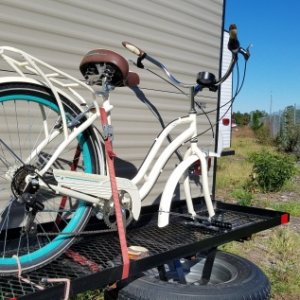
[183,218,232,232]
[210,219,232,230]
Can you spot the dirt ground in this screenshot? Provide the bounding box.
[253,173,300,231]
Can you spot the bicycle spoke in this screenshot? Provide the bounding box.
[0,150,10,168]
[0,138,24,165]
[14,100,23,161]
[1,202,12,258]
[0,83,97,275]
[1,102,13,147]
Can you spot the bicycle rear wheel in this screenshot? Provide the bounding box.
[0,82,103,275]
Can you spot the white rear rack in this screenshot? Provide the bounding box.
[0,46,96,138]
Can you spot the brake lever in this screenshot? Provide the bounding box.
[239,44,252,61]
[137,55,145,69]
[128,56,145,69]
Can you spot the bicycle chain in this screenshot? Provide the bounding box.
[36,211,190,237]
[36,210,231,237]
[36,227,117,237]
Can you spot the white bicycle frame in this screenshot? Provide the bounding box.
[129,104,216,227]
[0,46,216,228]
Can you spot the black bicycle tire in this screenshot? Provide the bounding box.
[0,82,102,275]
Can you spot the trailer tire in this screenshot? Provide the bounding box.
[116,251,270,300]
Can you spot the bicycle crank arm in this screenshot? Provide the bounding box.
[51,169,141,220]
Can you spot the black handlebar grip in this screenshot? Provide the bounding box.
[228,24,240,52]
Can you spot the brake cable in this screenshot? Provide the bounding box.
[190,59,248,141]
[143,66,215,140]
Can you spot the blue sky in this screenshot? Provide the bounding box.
[225,0,300,113]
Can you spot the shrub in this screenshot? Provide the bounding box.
[250,110,266,131]
[248,150,296,192]
[254,125,273,145]
[280,125,300,158]
[277,106,300,158]
[231,188,253,206]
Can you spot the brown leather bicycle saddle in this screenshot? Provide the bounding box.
[80,49,139,87]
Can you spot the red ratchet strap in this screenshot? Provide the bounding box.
[100,107,130,279]
[65,249,101,273]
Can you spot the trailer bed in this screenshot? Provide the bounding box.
[0,200,289,300]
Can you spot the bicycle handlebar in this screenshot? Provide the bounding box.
[122,24,250,90]
[122,40,196,88]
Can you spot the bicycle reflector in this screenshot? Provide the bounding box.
[280,213,289,224]
[222,118,230,126]
[191,158,212,176]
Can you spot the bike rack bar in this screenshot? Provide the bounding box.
[0,200,288,300]
[200,247,217,284]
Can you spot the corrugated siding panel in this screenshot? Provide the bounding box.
[0,0,224,205]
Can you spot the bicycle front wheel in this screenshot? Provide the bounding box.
[0,82,103,275]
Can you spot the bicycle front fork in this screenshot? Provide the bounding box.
[158,146,215,227]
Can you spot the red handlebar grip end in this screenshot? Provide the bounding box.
[229,24,237,39]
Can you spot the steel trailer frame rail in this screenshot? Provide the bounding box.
[0,200,289,300]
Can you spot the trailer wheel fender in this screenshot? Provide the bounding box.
[111,251,270,300]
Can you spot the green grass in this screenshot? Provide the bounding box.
[269,202,300,217]
[281,164,300,194]
[216,157,252,192]
[216,128,276,200]
[265,228,300,296]
[73,290,103,300]
[220,227,300,297]
[230,188,253,206]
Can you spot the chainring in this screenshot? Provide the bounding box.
[103,191,133,229]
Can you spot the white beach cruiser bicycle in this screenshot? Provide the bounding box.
[0,25,250,275]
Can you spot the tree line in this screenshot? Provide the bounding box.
[232,110,267,127]
[233,108,300,158]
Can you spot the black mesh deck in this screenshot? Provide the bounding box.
[0,201,286,300]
